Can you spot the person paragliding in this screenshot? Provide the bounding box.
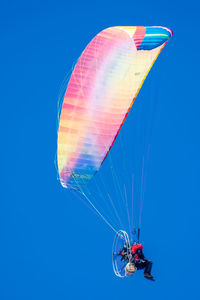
[119,242,155,281]
[57,26,173,279]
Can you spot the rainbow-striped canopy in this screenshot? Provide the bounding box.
[57,26,172,189]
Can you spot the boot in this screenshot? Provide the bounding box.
[144,273,155,281]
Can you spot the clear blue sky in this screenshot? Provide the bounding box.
[1,0,200,299]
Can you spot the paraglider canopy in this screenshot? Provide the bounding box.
[57,26,173,191]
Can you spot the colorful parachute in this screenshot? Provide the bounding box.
[57,26,172,190]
